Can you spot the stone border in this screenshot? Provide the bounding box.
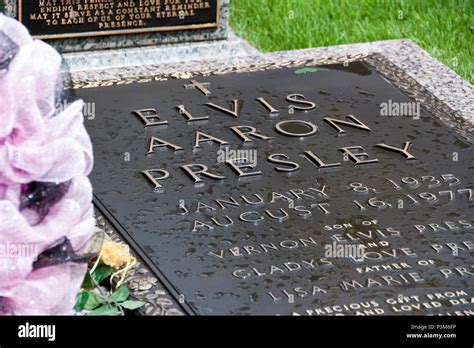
[84,42,473,315]
[63,32,259,74]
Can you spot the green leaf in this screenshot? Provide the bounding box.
[91,265,113,284]
[84,292,106,310]
[108,285,129,303]
[294,67,328,75]
[120,300,145,310]
[81,271,93,289]
[74,291,90,312]
[87,304,120,316]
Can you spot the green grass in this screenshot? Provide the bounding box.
[230,0,473,83]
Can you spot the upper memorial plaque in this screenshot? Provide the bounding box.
[18,0,219,39]
[77,60,474,315]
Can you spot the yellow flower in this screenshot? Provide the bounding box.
[99,239,134,269]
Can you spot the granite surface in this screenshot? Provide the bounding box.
[64,31,259,73]
[76,39,472,315]
[5,0,229,53]
[4,0,15,18]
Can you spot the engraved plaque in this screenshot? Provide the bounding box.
[78,60,474,315]
[18,0,219,39]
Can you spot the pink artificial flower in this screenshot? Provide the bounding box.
[0,18,92,184]
[2,263,88,315]
[0,13,95,315]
